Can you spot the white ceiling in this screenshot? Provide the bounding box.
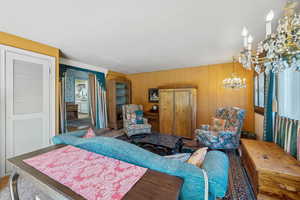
[0,0,287,74]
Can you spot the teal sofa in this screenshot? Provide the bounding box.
[53,131,229,200]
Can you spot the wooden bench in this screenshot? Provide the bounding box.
[241,139,300,200]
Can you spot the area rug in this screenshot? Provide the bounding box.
[222,150,256,200]
[0,176,54,200]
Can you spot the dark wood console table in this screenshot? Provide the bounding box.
[144,111,159,132]
[66,103,78,120]
[8,145,182,200]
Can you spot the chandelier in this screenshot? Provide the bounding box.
[239,0,300,74]
[223,58,246,89]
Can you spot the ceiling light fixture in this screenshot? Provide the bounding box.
[239,0,300,73]
[223,57,246,89]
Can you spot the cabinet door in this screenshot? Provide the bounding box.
[174,90,192,138]
[159,89,174,134]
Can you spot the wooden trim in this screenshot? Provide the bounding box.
[254,106,264,115]
[158,84,198,89]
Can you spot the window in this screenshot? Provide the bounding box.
[254,72,265,114]
[278,69,300,120]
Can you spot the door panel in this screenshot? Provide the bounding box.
[5,51,51,173]
[159,89,174,134]
[13,60,44,114]
[174,90,192,138]
[13,118,43,156]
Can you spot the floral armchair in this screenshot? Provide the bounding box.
[196,107,246,149]
[122,104,152,137]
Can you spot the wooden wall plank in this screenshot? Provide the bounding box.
[127,63,254,132]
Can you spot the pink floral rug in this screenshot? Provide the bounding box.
[24,145,147,200]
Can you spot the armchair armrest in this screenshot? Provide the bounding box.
[143,117,148,124]
[218,131,236,139]
[123,119,132,127]
[195,128,214,138]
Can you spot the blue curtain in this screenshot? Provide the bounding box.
[95,81,108,129]
[60,64,106,90]
[263,70,275,142]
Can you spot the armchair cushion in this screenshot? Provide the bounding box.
[211,117,226,131]
[135,110,144,124]
[197,129,240,149]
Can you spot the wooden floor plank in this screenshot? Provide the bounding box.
[0,176,9,191]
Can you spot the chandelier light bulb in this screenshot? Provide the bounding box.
[265,10,274,38]
[266,10,274,22]
[242,27,249,48]
[248,35,253,43]
[247,35,253,50]
[241,27,248,37]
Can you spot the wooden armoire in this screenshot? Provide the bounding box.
[159,86,197,139]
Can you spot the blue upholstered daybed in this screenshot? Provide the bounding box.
[53,130,229,200]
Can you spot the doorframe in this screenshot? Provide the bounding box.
[0,45,56,177]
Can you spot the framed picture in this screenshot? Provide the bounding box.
[148,88,159,103]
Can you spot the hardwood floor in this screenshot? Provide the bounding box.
[0,176,9,191]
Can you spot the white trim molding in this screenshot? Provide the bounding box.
[60,58,108,75]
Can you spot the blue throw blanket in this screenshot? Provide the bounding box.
[53,132,229,200]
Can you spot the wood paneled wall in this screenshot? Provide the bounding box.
[0,32,60,132]
[127,63,254,132]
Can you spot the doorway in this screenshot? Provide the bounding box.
[0,45,55,176]
[65,69,92,131]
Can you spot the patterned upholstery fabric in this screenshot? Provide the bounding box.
[122,104,151,137]
[196,107,246,149]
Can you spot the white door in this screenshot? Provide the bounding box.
[4,49,54,174]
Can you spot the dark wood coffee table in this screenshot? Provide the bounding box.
[8,145,182,200]
[118,132,183,156]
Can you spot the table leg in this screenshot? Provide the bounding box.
[9,172,19,200]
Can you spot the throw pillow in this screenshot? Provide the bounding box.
[83,128,96,138]
[225,126,238,133]
[130,112,137,124]
[135,110,144,124]
[93,128,111,136]
[187,147,208,167]
[164,153,192,162]
[211,117,226,132]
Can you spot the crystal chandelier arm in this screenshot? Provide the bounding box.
[239,1,300,73]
